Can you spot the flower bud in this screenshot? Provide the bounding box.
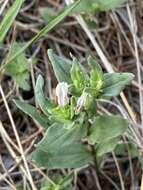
[76,92,88,112]
[55,82,69,107]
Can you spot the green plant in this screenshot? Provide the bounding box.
[14,49,134,169]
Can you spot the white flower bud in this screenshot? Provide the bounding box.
[55,82,69,107]
[76,92,88,112]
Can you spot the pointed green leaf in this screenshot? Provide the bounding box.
[70,59,87,93]
[14,100,49,128]
[101,73,134,97]
[88,56,103,95]
[48,49,72,83]
[35,75,55,116]
[31,123,93,169]
[88,115,128,144]
[0,0,24,43]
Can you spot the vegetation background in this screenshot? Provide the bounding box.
[0,0,143,189]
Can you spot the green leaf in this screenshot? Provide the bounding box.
[97,0,127,11]
[101,73,134,97]
[71,0,127,14]
[48,49,72,83]
[40,173,74,190]
[114,143,139,157]
[14,99,49,129]
[88,56,103,95]
[96,137,120,157]
[39,7,57,23]
[70,0,97,14]
[4,43,31,90]
[88,115,128,144]
[50,106,71,123]
[14,71,30,91]
[114,142,143,168]
[84,94,97,115]
[41,184,60,190]
[70,59,87,93]
[6,1,80,64]
[59,173,74,190]
[0,0,24,43]
[70,96,76,119]
[35,75,55,116]
[30,123,93,169]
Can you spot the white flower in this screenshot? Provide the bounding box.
[76,92,88,112]
[55,82,69,107]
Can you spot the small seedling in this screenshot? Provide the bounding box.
[14,49,134,169]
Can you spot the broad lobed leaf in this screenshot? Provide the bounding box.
[4,42,31,90]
